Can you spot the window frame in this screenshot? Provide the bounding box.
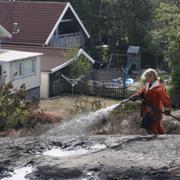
[10,57,37,81]
[11,61,23,80]
[23,58,36,77]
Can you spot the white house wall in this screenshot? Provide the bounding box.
[40,72,49,99]
[2,56,41,91]
[13,57,40,90]
[2,63,10,81]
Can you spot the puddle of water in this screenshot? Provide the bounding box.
[43,148,89,157]
[43,144,106,157]
[2,166,34,180]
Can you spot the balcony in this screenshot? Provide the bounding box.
[49,32,83,48]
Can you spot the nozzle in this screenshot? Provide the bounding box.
[121,98,129,104]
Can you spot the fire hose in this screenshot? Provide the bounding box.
[121,98,180,122]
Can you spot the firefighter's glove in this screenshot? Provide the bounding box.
[164,107,171,116]
[129,95,139,101]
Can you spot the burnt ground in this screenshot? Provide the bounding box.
[0,99,180,179]
[0,135,180,180]
[89,101,180,135]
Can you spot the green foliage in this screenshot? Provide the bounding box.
[35,0,180,67]
[64,48,79,60]
[69,56,91,77]
[151,2,180,104]
[95,45,110,63]
[72,96,106,114]
[111,101,140,115]
[152,3,180,51]
[159,73,171,85]
[101,45,110,63]
[65,49,92,77]
[0,80,28,132]
[59,0,154,57]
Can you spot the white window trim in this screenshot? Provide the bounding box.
[10,58,36,81]
[23,58,36,77]
[11,61,23,80]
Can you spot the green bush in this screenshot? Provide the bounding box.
[65,48,92,78]
[71,96,106,114]
[69,56,91,77]
[0,81,29,132]
[110,101,141,116]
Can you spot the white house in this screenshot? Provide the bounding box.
[0,49,42,99]
[2,45,95,99]
[41,48,95,98]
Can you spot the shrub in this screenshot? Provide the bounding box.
[72,96,106,114]
[0,80,29,132]
[65,48,92,78]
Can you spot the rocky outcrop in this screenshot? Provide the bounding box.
[0,135,180,179]
[0,104,180,179]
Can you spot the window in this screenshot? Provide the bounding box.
[10,58,36,80]
[11,61,22,80]
[24,58,36,76]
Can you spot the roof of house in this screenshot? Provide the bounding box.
[0,1,90,45]
[0,49,42,62]
[50,48,95,73]
[2,45,68,71]
[0,25,12,38]
[127,46,140,54]
[2,45,95,72]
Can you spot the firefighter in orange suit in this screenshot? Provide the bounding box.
[130,68,171,134]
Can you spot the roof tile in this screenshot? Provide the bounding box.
[0,1,67,44]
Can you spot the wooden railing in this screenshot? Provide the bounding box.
[50,32,81,48]
[74,85,136,99]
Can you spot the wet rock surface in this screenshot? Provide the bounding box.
[0,105,180,179]
[0,134,180,180]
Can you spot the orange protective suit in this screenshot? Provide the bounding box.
[137,80,170,134]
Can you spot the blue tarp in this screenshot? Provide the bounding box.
[125,78,134,85]
[112,77,134,86]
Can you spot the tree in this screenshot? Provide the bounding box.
[34,0,155,61]
[64,48,92,78]
[68,56,92,78]
[151,2,180,105]
[59,0,154,55]
[116,0,153,45]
